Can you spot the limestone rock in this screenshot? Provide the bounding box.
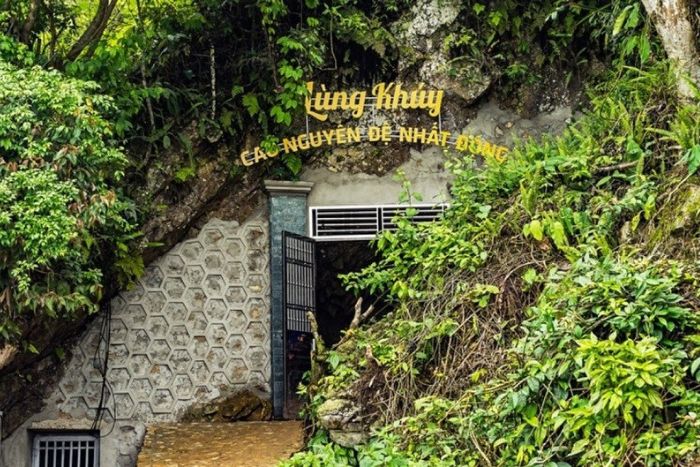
[394,0,491,106]
[419,56,491,104]
[397,0,461,53]
[316,398,368,447]
[670,184,700,232]
[181,389,272,422]
[329,429,369,448]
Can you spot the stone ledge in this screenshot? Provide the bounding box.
[264,180,314,195]
[30,418,103,431]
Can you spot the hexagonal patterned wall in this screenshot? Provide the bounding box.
[49,210,270,423]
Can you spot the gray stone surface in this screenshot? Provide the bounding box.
[1,208,270,467]
[395,0,461,52]
[67,210,270,423]
[303,146,452,206]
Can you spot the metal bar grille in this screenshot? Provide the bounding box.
[32,433,99,467]
[309,203,448,240]
[282,232,315,333]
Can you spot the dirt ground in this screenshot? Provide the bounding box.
[137,421,304,466]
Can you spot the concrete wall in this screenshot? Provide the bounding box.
[1,208,270,467]
[302,146,452,207]
[301,99,572,208]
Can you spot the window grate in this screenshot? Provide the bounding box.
[32,432,99,467]
[309,204,448,240]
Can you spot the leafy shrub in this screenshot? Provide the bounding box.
[0,61,137,345]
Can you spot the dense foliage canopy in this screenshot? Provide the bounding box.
[0,0,668,344]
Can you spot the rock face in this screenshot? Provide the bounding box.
[181,389,272,422]
[648,183,700,255]
[396,0,461,52]
[115,424,147,467]
[316,398,368,447]
[135,123,267,265]
[669,184,700,232]
[419,56,491,104]
[0,128,266,442]
[396,0,491,105]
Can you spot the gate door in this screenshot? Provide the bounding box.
[282,231,316,417]
[282,231,316,333]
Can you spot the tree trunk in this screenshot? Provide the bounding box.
[61,0,118,64]
[19,0,40,45]
[641,0,700,100]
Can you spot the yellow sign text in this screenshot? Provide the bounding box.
[240,125,508,167]
[305,81,443,122]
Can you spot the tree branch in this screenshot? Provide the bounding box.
[348,297,374,332]
[60,0,119,65]
[594,161,638,174]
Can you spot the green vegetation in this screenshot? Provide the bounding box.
[284,63,700,465]
[0,61,137,344]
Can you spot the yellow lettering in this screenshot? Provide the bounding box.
[308,81,443,120]
[468,136,480,154]
[456,135,468,151]
[346,127,361,143]
[253,147,267,163]
[322,129,335,145]
[305,82,328,122]
[440,131,451,146]
[336,127,347,144]
[495,146,508,161]
[348,91,366,118]
[368,126,382,142]
[407,83,424,110]
[381,125,391,142]
[393,83,409,110]
[309,131,323,148]
[331,91,348,110]
[426,126,440,145]
[240,150,254,167]
[298,134,310,150]
[267,145,280,158]
[316,84,334,111]
[413,128,427,143]
[483,141,497,158]
[373,82,394,110]
[426,89,444,117]
[282,137,298,153]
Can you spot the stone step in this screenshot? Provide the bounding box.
[137,421,303,466]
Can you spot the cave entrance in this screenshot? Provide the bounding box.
[282,234,379,419]
[278,203,447,418]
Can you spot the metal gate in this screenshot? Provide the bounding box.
[282,231,316,333]
[282,231,316,417]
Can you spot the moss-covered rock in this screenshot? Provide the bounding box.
[316,398,368,447]
[180,389,272,422]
